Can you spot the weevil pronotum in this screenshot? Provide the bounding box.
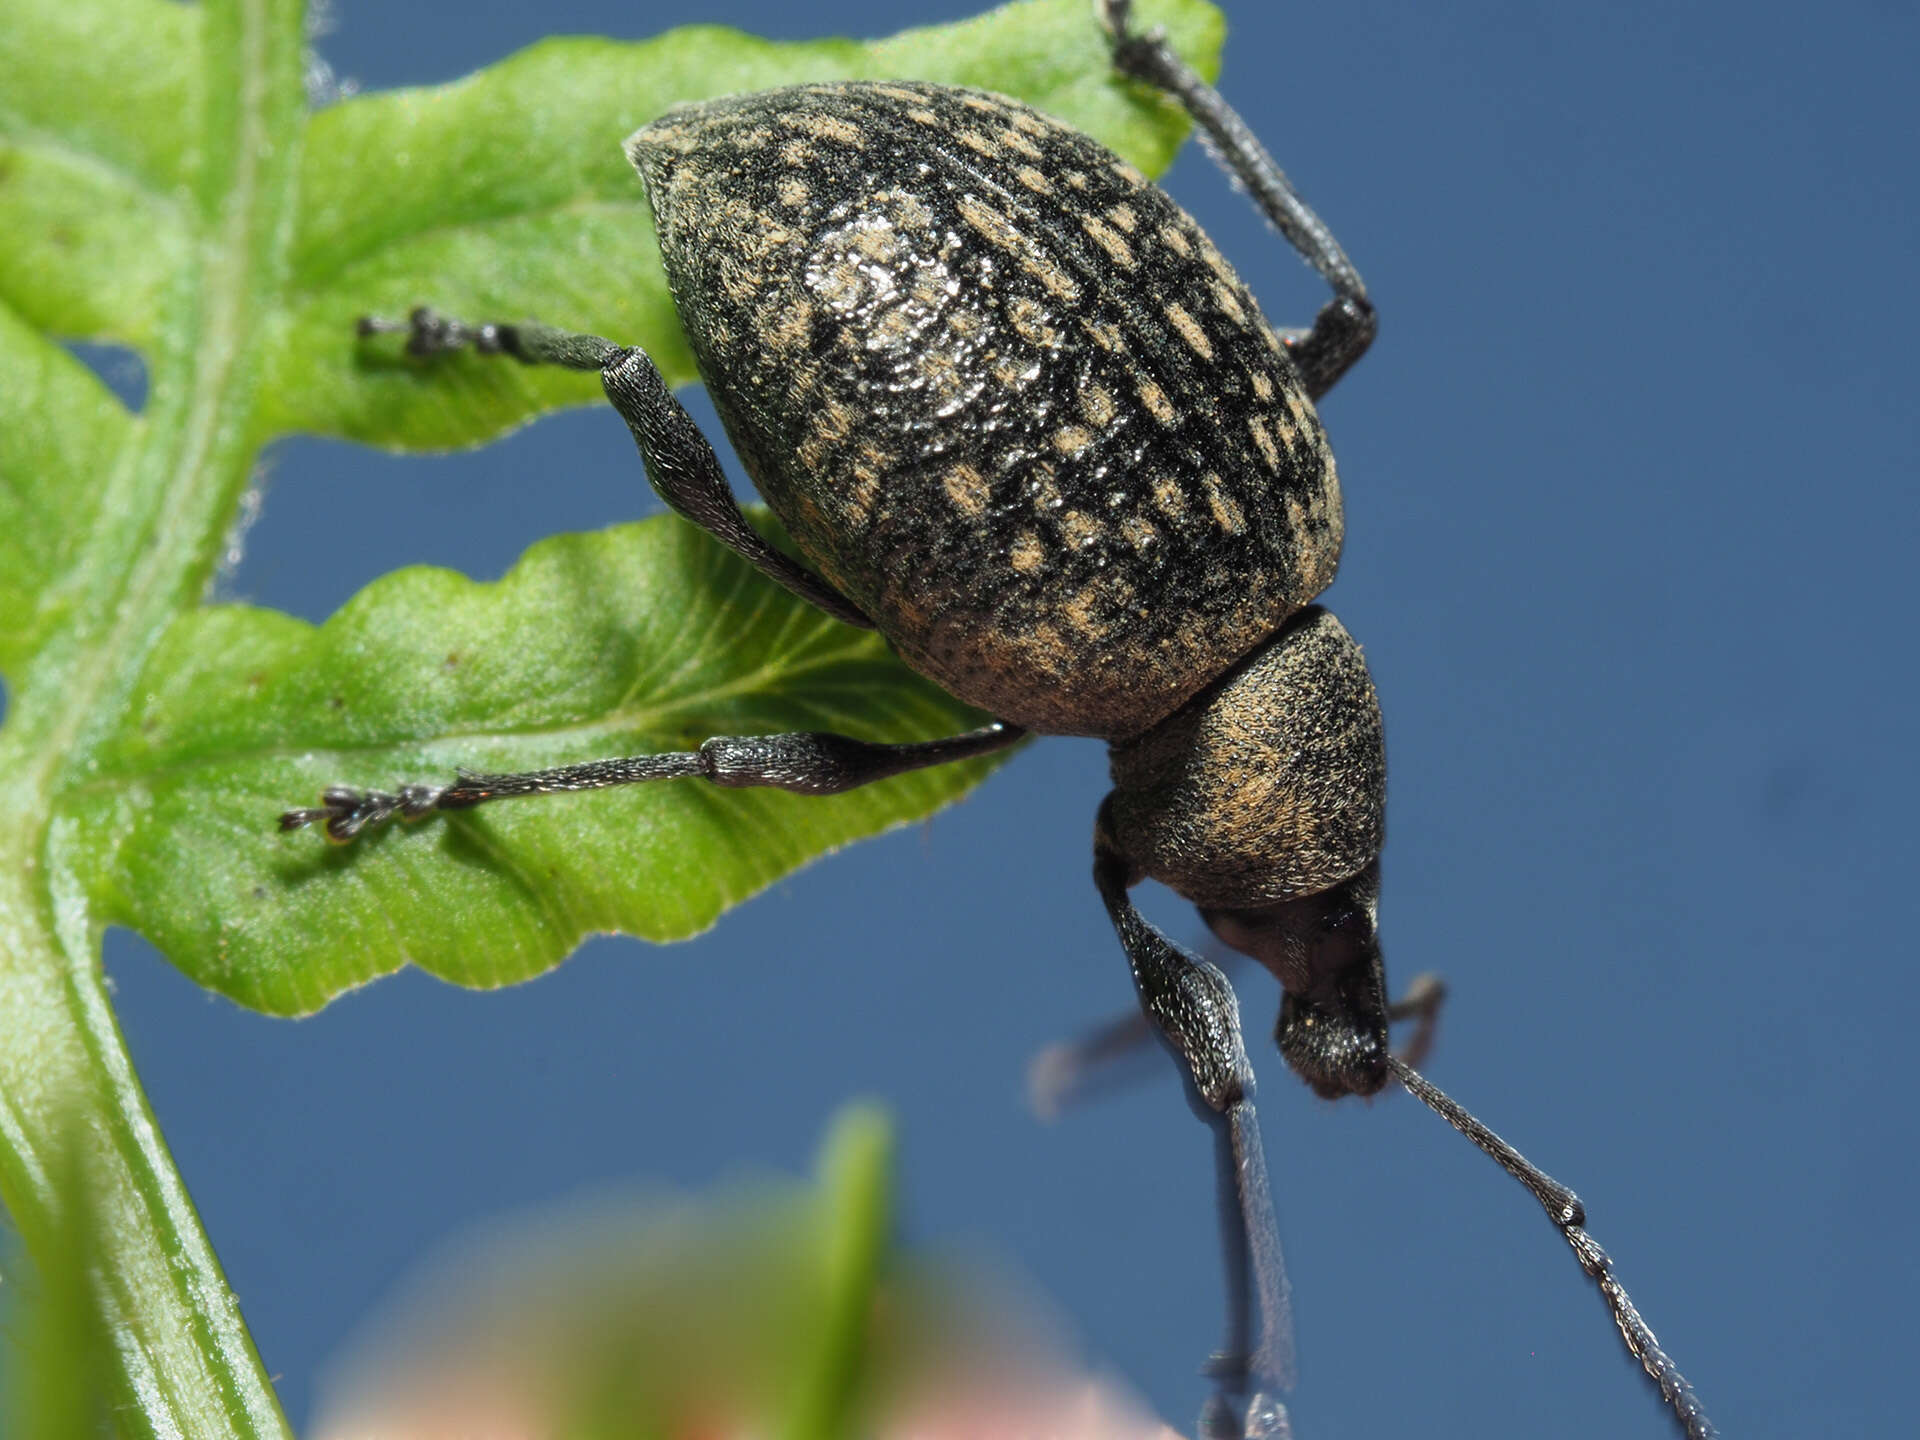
[282,3,1716,1434]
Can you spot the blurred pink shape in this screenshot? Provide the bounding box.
[310,1193,1183,1440]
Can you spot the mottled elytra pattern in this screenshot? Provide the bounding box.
[1106,608,1384,907]
[628,81,1343,739]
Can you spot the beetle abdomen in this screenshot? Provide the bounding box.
[628,81,1343,737]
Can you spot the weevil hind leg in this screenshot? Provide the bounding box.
[359,307,871,629]
[281,722,1025,842]
[1027,1008,1159,1120]
[1095,0,1375,400]
[1386,970,1446,1070]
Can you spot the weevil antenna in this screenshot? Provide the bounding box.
[1388,1056,1717,1440]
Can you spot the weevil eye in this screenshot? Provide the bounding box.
[1322,904,1368,936]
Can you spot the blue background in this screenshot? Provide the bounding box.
[100,2,1916,1436]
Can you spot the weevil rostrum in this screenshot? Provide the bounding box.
[282,2,1717,1435]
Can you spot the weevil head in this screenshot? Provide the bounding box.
[1105,605,1391,1097]
[1201,863,1390,1099]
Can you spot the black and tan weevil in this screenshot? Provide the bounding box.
[281,2,1717,1435]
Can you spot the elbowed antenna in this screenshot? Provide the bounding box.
[1388,1057,1717,1440]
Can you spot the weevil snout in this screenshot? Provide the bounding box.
[1203,862,1393,1099]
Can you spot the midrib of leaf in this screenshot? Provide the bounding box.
[10,3,295,802]
[0,1,305,1436]
[62,614,901,794]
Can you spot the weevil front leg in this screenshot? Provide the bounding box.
[1094,802,1295,1440]
[360,308,871,629]
[1096,0,1375,400]
[1030,966,1448,1119]
[281,722,1025,842]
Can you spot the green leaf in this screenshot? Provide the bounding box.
[257,0,1224,448]
[79,516,1008,1014]
[0,310,133,668]
[786,1104,894,1440]
[0,0,1223,1432]
[55,0,1223,1020]
[316,1107,912,1438]
[317,1103,1177,1438]
[316,1104,1174,1439]
[0,0,202,345]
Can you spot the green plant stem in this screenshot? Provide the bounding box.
[0,0,308,1432]
[0,866,294,1440]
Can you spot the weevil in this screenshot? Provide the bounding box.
[282,2,1717,1435]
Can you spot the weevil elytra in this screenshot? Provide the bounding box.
[281,2,1716,1435]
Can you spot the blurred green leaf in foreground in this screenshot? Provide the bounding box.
[0,0,1221,1433]
[311,1107,1181,1440]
